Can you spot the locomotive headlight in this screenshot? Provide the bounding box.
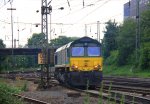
[71,65,78,70]
[75,65,78,69]
[94,65,100,70]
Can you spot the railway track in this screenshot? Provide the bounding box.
[71,87,150,104]
[13,94,49,104]
[103,76,150,87]
[102,84,150,96]
[101,89,150,104]
[0,71,150,104]
[12,84,150,104]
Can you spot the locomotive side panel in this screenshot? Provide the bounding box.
[55,44,70,68]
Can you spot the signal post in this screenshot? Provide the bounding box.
[40,0,52,88]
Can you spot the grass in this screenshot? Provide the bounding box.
[107,82,112,104]
[0,78,30,104]
[0,82,23,104]
[103,65,150,78]
[84,80,90,104]
[83,81,133,104]
[0,78,29,92]
[98,81,103,104]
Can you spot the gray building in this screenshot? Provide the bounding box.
[124,0,150,19]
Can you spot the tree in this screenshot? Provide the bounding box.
[102,20,119,58]
[0,39,6,71]
[27,33,45,48]
[25,33,46,68]
[139,6,150,69]
[0,39,5,48]
[49,36,78,47]
[117,19,136,65]
[26,34,78,68]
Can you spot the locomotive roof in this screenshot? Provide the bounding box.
[71,36,101,45]
[55,42,72,52]
[55,36,100,53]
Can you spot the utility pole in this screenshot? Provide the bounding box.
[97,21,100,42]
[7,0,16,48]
[49,13,52,42]
[85,24,87,36]
[17,18,20,47]
[7,0,16,68]
[14,39,16,48]
[136,0,140,62]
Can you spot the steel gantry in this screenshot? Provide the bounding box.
[40,0,52,88]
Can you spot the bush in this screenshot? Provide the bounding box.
[104,50,118,65]
[0,83,23,104]
[140,47,150,70]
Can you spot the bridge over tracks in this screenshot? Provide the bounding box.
[0,48,57,55]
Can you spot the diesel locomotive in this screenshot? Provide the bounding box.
[54,36,103,87]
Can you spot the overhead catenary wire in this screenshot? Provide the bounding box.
[0,19,10,24]
[62,0,112,35]
[0,0,10,9]
[1,0,128,45]
[52,0,100,10]
[1,0,123,25]
[53,0,127,24]
[0,0,124,29]
[74,0,111,24]
[66,0,71,10]
[53,0,107,21]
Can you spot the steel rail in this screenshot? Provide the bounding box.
[64,84,150,104]
[103,84,150,96]
[109,90,150,104]
[13,94,49,104]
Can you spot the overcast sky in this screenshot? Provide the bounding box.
[0,0,129,47]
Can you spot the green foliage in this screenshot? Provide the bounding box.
[0,39,6,48]
[0,56,11,71]
[104,50,118,65]
[117,19,136,66]
[21,81,28,91]
[113,93,117,104]
[25,55,38,68]
[132,93,135,104]
[0,83,23,104]
[139,7,150,70]
[103,7,150,70]
[84,80,90,104]
[23,33,45,68]
[107,83,112,104]
[98,82,103,104]
[103,65,150,77]
[0,82,20,93]
[102,20,119,58]
[141,7,150,37]
[0,33,43,71]
[27,33,45,48]
[14,55,28,68]
[0,56,6,71]
[120,94,125,104]
[139,46,150,69]
[0,39,6,71]
[49,36,78,47]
